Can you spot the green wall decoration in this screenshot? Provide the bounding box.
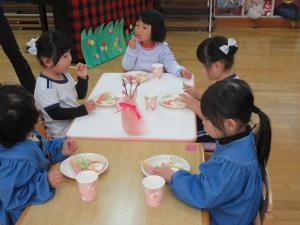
[81,19,134,68]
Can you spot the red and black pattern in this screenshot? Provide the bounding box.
[67,0,153,61]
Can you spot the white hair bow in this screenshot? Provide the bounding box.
[219,38,238,55]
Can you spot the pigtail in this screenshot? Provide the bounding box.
[228,44,238,56]
[253,106,272,180]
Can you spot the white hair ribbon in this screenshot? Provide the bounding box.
[219,38,238,55]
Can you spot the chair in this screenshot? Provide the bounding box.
[255,168,273,225]
[203,142,216,161]
[34,116,48,139]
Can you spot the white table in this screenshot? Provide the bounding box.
[67,73,196,141]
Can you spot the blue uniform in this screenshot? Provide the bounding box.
[170,131,262,225]
[0,131,66,225]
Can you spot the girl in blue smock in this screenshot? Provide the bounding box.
[0,85,78,225]
[146,79,272,225]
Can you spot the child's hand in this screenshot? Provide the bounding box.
[128,36,137,49]
[62,137,78,156]
[84,100,96,113]
[183,84,202,100]
[48,168,63,188]
[144,164,174,183]
[76,63,88,78]
[180,94,202,118]
[180,69,192,79]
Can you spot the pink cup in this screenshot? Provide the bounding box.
[152,63,164,79]
[144,94,157,110]
[142,175,165,207]
[75,170,98,201]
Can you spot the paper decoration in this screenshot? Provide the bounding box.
[81,19,129,68]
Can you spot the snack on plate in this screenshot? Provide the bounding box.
[160,94,186,108]
[123,71,150,83]
[154,160,184,170]
[95,92,116,106]
[141,159,183,170]
[88,163,105,174]
[71,157,106,174]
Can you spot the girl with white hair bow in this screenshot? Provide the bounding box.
[182,36,239,143]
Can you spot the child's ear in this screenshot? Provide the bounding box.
[224,119,239,135]
[215,61,225,71]
[40,57,54,68]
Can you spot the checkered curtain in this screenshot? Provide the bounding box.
[67,0,153,61]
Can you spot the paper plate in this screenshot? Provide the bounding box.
[60,153,108,179]
[94,92,116,107]
[141,155,190,176]
[122,71,151,83]
[159,94,186,109]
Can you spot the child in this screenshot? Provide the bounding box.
[146,79,272,225]
[34,30,96,138]
[182,35,239,142]
[0,84,78,225]
[122,9,192,79]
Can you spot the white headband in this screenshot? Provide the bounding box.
[219,38,238,55]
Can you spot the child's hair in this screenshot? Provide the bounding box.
[36,30,71,66]
[201,79,272,180]
[137,9,166,42]
[197,36,238,70]
[0,84,39,148]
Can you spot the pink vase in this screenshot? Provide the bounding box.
[120,98,145,135]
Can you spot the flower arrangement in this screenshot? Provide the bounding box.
[116,76,145,135]
[121,76,141,100]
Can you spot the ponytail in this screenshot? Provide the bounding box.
[201,79,272,181]
[253,106,272,180]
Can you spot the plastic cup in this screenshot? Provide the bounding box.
[152,63,164,79]
[142,175,165,207]
[144,93,157,111]
[75,170,98,201]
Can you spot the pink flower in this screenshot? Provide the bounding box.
[87,39,94,45]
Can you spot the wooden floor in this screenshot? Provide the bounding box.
[1,28,300,225]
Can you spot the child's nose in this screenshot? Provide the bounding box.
[135,27,141,33]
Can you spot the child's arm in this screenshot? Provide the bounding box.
[75,77,88,99]
[45,104,88,120]
[41,137,77,164]
[74,63,89,99]
[48,167,63,188]
[181,94,202,118]
[41,136,66,163]
[183,84,202,100]
[161,44,186,77]
[1,161,55,214]
[169,159,240,209]
[36,81,92,121]
[122,40,138,71]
